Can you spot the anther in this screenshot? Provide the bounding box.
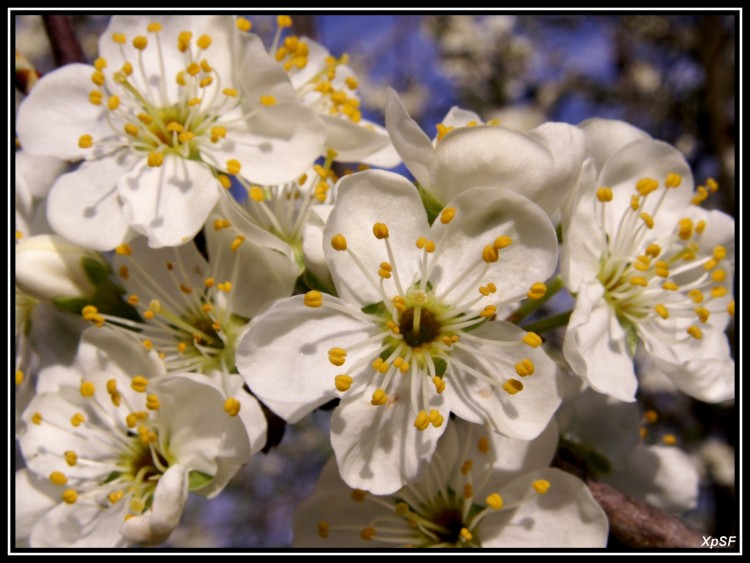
[662,434,677,445]
[502,379,523,395]
[31,412,43,425]
[482,245,499,263]
[372,222,389,239]
[231,236,245,252]
[440,207,456,224]
[109,490,124,504]
[62,489,78,504]
[147,151,164,167]
[360,527,376,541]
[695,307,710,323]
[259,95,277,106]
[132,36,148,50]
[630,276,648,287]
[196,35,212,49]
[429,409,444,427]
[486,493,504,510]
[64,451,78,466]
[532,479,551,494]
[678,218,693,240]
[480,305,497,318]
[655,304,669,319]
[522,332,542,347]
[89,90,103,105]
[131,375,149,393]
[328,347,347,367]
[331,234,347,251]
[351,489,367,502]
[515,358,535,377]
[78,134,93,149]
[433,376,446,393]
[478,436,490,453]
[304,290,323,308]
[378,262,393,279]
[80,380,95,397]
[460,528,473,542]
[334,374,353,392]
[146,394,160,410]
[645,243,661,258]
[596,187,613,202]
[494,236,512,249]
[711,269,726,283]
[639,213,654,229]
[463,483,473,499]
[662,281,679,291]
[665,173,682,188]
[636,177,658,196]
[15,370,24,385]
[687,326,703,339]
[70,412,85,427]
[527,282,547,300]
[226,159,241,175]
[237,17,252,32]
[224,397,241,417]
[728,301,735,316]
[371,388,388,406]
[50,471,68,486]
[177,31,192,51]
[461,460,473,475]
[112,33,126,44]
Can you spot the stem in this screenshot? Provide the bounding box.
[507,275,565,323]
[42,15,86,67]
[520,310,572,334]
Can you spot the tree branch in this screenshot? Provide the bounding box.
[42,15,86,67]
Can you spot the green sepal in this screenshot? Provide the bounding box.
[52,296,91,315]
[416,182,444,226]
[188,470,213,490]
[81,256,111,286]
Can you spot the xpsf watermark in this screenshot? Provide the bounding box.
[702,536,737,548]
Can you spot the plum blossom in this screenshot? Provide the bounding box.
[17,15,325,249]
[293,419,608,548]
[16,329,255,547]
[561,119,734,403]
[237,169,563,494]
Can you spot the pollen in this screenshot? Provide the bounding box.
[482,244,499,263]
[371,388,388,406]
[217,281,232,292]
[334,374,353,392]
[223,397,241,417]
[147,151,164,167]
[435,123,454,141]
[494,235,512,249]
[645,243,661,258]
[527,282,547,300]
[665,172,682,188]
[479,282,497,296]
[197,34,212,50]
[515,358,535,377]
[78,134,93,149]
[230,235,245,252]
[62,489,78,504]
[630,195,640,211]
[146,394,160,410]
[636,177,658,196]
[712,286,728,298]
[237,17,252,32]
[331,234,348,251]
[687,326,703,340]
[131,375,149,393]
[429,409,444,427]
[678,218,693,240]
[177,30,192,51]
[502,378,523,395]
[226,159,241,175]
[532,479,551,494]
[133,35,148,50]
[300,291,323,309]
[440,207,456,224]
[463,483,473,499]
[80,380,95,397]
[432,376,445,393]
[217,174,231,189]
[49,471,68,486]
[328,347,347,366]
[596,187,613,202]
[480,305,497,318]
[378,261,393,279]
[64,451,78,467]
[486,493,504,510]
[655,304,669,319]
[199,76,213,88]
[89,90,103,105]
[372,222,389,239]
[522,332,542,348]
[91,70,105,86]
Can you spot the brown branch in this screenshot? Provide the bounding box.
[586,479,704,548]
[42,15,86,67]
[555,449,705,548]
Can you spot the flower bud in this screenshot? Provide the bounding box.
[15,234,108,303]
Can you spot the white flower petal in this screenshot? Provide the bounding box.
[330,376,447,495]
[604,445,699,513]
[384,88,435,188]
[430,187,558,306]
[444,321,563,440]
[16,64,113,160]
[302,204,335,292]
[324,170,427,307]
[320,115,400,167]
[204,216,297,318]
[236,295,380,423]
[46,158,134,251]
[578,117,652,171]
[15,469,60,546]
[118,155,220,248]
[440,106,483,128]
[120,464,189,546]
[479,468,608,548]
[15,150,67,200]
[30,497,129,548]
[563,281,638,402]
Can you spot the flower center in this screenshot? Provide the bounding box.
[398,305,442,348]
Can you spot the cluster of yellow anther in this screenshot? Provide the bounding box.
[596,172,732,338]
[275,34,309,72]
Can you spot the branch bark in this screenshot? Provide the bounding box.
[42,15,86,67]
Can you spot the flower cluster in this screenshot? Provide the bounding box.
[14,14,733,549]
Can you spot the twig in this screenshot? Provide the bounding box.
[42,15,86,67]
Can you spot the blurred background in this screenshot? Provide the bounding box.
[14,12,736,548]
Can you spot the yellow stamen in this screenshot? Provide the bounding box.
[711,269,726,283]
[665,172,682,188]
[461,460,473,475]
[147,151,164,167]
[260,95,277,106]
[328,347,347,367]
[486,493,503,510]
[109,490,124,504]
[596,187,613,202]
[695,307,710,323]
[237,17,252,32]
[124,123,139,137]
[371,388,388,406]
[494,236,512,249]
[226,159,241,175]
[89,90,103,105]
[64,451,78,466]
[463,483,473,499]
[478,436,490,453]
[687,326,703,339]
[432,376,445,394]
[79,380,95,398]
[146,394,160,410]
[378,261,393,279]
[662,434,677,445]
[372,222,389,239]
[655,304,669,319]
[331,234,348,251]
[334,374,353,392]
[711,286,728,298]
[177,31,192,51]
[636,177,658,196]
[532,479,551,494]
[223,397,241,417]
[360,527,376,541]
[277,15,292,28]
[527,282,546,300]
[304,290,323,308]
[630,276,648,287]
[112,33,126,44]
[440,207,456,224]
[662,281,679,291]
[639,212,654,229]
[15,370,24,385]
[78,134,93,149]
[49,471,68,485]
[522,332,542,347]
[131,375,149,393]
[31,412,43,425]
[230,235,245,252]
[460,528,473,542]
[515,358,535,377]
[196,34,212,49]
[728,300,735,316]
[482,245,499,263]
[70,412,85,427]
[132,35,148,50]
[502,379,523,395]
[62,489,78,504]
